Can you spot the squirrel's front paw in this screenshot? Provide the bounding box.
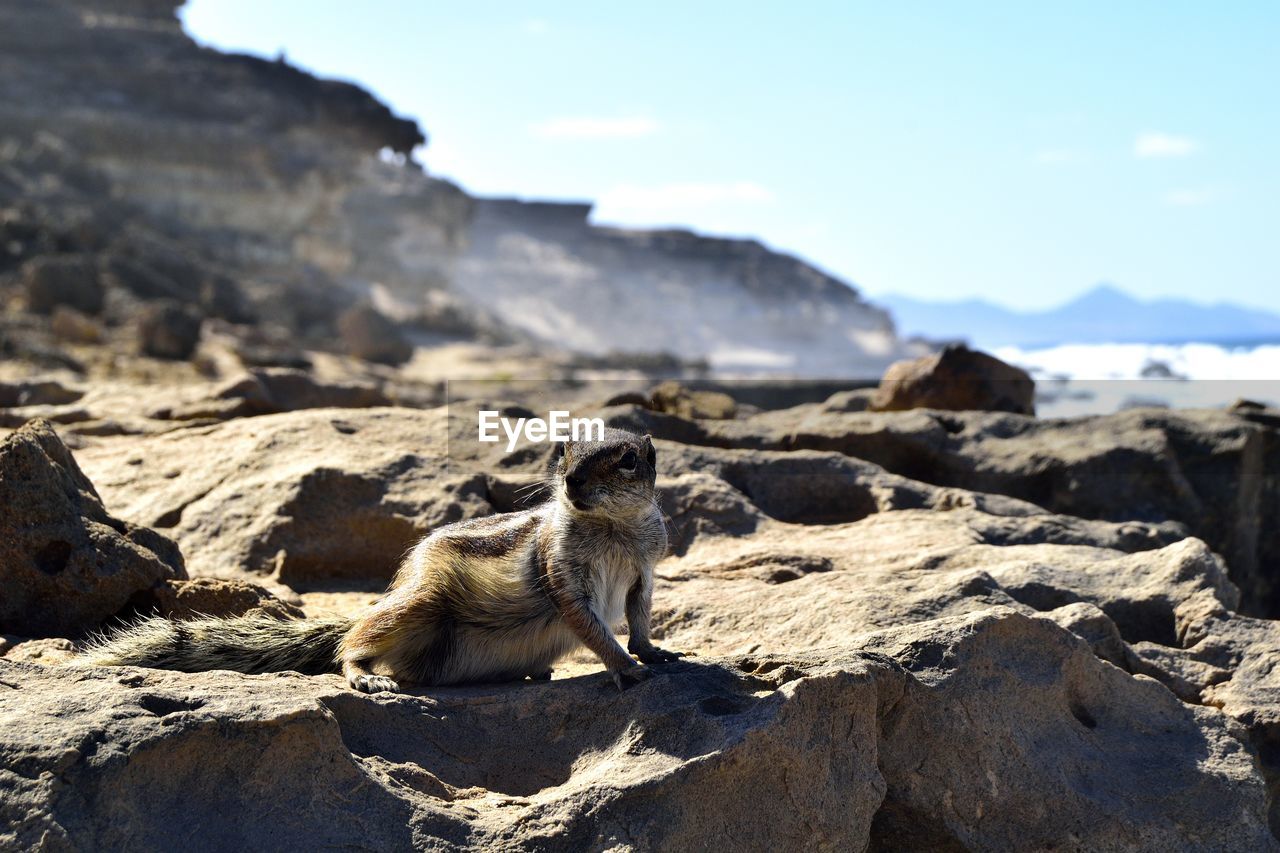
[351,674,400,694]
[631,644,685,665]
[611,665,652,691]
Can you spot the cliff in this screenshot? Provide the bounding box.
[0,0,910,374]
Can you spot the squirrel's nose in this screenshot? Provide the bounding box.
[566,472,586,491]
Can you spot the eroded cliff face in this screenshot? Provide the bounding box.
[0,0,471,338]
[0,0,911,373]
[453,199,906,374]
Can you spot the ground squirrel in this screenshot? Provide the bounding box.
[79,429,682,692]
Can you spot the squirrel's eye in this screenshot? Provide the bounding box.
[618,450,638,470]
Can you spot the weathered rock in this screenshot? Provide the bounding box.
[0,419,185,638]
[0,379,83,408]
[21,254,103,316]
[0,608,1270,851]
[158,368,392,421]
[1,637,75,665]
[135,300,203,360]
[649,380,737,420]
[49,305,104,344]
[151,578,304,621]
[870,343,1035,415]
[607,402,1280,618]
[76,408,492,584]
[338,303,414,365]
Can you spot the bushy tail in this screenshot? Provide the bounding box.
[77,614,353,676]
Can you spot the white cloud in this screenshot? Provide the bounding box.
[1135,132,1198,158]
[1163,188,1214,206]
[595,182,775,217]
[529,116,659,140]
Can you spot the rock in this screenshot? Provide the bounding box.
[820,387,876,412]
[338,303,413,365]
[0,609,1270,850]
[613,403,1280,619]
[136,300,203,360]
[0,379,83,408]
[0,419,185,638]
[159,369,392,421]
[21,254,103,316]
[649,380,737,420]
[152,578,303,621]
[870,344,1035,415]
[0,637,75,666]
[75,408,492,584]
[49,305,104,343]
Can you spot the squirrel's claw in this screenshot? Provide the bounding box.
[633,645,685,665]
[611,665,652,691]
[351,674,400,694]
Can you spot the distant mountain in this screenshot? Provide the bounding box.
[878,284,1280,349]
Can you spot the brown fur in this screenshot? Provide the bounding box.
[79,429,680,694]
[339,428,679,692]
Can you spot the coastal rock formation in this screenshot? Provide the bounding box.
[450,199,908,374]
[0,0,912,374]
[604,400,1280,618]
[1,398,1279,847]
[1,609,1271,851]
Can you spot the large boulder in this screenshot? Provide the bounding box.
[870,344,1035,415]
[0,419,185,638]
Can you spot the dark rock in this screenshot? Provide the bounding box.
[0,419,185,638]
[136,300,203,360]
[21,254,103,316]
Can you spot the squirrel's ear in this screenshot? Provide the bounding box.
[642,434,655,467]
[554,440,569,459]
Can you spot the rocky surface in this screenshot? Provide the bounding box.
[1,395,1279,848]
[1,609,1272,851]
[603,399,1280,619]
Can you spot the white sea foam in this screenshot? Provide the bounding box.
[990,342,1280,417]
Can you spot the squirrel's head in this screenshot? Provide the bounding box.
[550,428,657,517]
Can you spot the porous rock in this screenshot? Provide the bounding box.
[0,419,185,638]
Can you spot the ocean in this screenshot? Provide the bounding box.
[990,341,1280,418]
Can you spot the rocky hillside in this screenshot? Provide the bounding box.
[3,371,1280,849]
[0,0,911,375]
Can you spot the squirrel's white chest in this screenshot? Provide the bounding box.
[589,550,642,627]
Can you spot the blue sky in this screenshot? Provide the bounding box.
[183,1,1279,312]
